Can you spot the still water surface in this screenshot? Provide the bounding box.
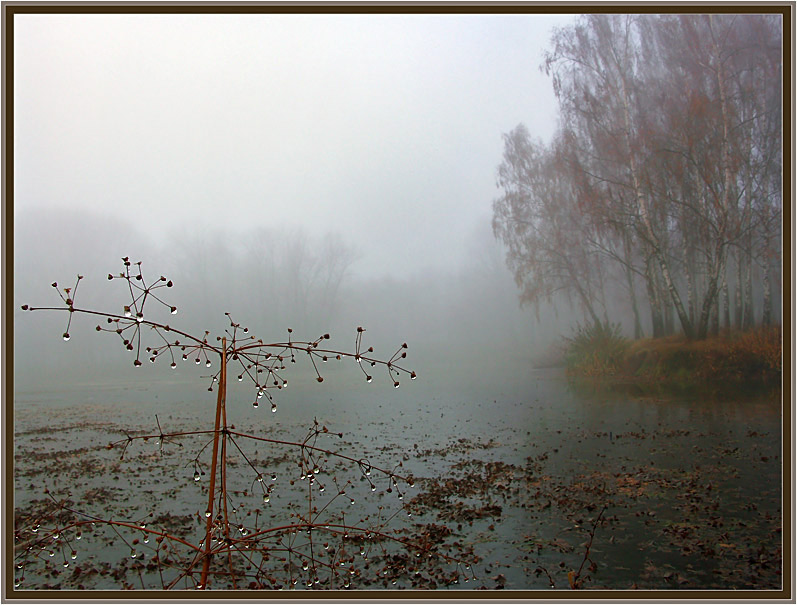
[14,360,782,590]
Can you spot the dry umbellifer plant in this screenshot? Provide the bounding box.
[15,257,477,591]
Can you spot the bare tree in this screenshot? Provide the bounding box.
[494,14,782,340]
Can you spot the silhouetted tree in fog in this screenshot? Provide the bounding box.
[493,13,782,340]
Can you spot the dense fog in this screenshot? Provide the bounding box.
[12,13,578,391]
[12,13,781,392]
[13,206,576,388]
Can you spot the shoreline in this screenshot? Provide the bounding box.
[560,325,783,395]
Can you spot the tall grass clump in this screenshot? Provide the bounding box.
[563,321,629,377]
[721,325,782,383]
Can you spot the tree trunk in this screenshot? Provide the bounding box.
[734,252,743,329]
[722,277,731,330]
[630,277,644,339]
[711,288,720,336]
[696,242,728,340]
[623,233,644,339]
[683,242,696,328]
[646,261,664,338]
[762,259,772,326]
[743,251,754,329]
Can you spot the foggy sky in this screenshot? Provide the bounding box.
[14,12,574,280]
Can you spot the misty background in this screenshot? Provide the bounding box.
[13,13,578,387]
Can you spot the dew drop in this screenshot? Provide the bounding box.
[263,495,270,503]
[252,401,259,408]
[124,307,132,318]
[394,382,400,389]
[71,551,77,560]
[194,471,200,482]
[238,375,243,382]
[206,360,211,368]
[205,510,212,518]
[366,376,372,383]
[131,550,137,558]
[271,404,277,413]
[271,474,277,481]
[62,333,70,341]
[170,307,178,315]
[195,358,201,365]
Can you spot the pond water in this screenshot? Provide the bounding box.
[13,358,783,591]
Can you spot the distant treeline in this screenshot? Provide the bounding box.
[493,14,782,340]
[14,208,549,385]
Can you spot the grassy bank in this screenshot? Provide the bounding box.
[564,323,782,389]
